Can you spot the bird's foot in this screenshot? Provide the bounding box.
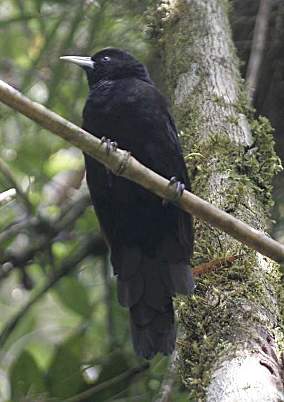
[163,176,185,206]
[100,137,118,155]
[169,176,185,198]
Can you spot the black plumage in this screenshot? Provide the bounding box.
[61,48,194,359]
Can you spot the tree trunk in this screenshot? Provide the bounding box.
[231,0,284,245]
[151,0,284,400]
[231,0,284,162]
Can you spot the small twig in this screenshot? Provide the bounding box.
[12,0,33,39]
[0,80,284,262]
[0,216,33,244]
[0,188,16,206]
[64,362,150,402]
[54,192,90,232]
[192,255,241,277]
[0,235,107,348]
[246,0,272,99]
[1,232,51,268]
[153,352,177,402]
[101,255,116,350]
[0,157,33,213]
[0,191,89,246]
[0,193,91,274]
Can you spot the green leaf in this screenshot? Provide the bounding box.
[46,340,84,399]
[27,342,54,371]
[10,350,47,401]
[44,148,83,177]
[75,207,99,232]
[52,241,75,260]
[89,351,130,402]
[4,314,36,352]
[54,276,92,318]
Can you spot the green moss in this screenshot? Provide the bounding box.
[235,116,282,209]
[226,114,239,125]
[144,0,182,43]
[173,95,282,401]
[176,123,282,398]
[176,96,204,155]
[149,0,283,400]
[211,95,228,108]
[176,255,282,400]
[235,85,254,118]
[146,0,204,96]
[182,117,282,211]
[176,116,282,400]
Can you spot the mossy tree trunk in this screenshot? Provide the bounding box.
[152,0,284,400]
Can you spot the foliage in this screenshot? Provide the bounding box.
[1,0,283,401]
[0,0,188,401]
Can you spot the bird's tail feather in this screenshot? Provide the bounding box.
[130,298,176,359]
[114,246,194,359]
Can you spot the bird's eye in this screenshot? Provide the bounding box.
[102,56,111,62]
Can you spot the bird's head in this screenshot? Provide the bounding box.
[60,48,152,87]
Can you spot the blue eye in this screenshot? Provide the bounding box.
[102,56,111,62]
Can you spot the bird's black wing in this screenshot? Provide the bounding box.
[136,84,193,255]
[82,78,194,359]
[166,111,194,256]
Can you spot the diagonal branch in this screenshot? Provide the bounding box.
[0,157,33,213]
[246,0,272,99]
[0,193,92,279]
[0,188,16,206]
[154,352,177,402]
[64,362,150,402]
[0,79,283,262]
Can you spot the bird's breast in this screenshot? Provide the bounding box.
[84,79,165,158]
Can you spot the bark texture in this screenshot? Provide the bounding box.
[232,0,284,161]
[151,0,284,400]
[231,0,284,241]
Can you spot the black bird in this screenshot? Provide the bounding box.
[60,48,194,359]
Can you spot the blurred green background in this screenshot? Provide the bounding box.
[0,0,284,401]
[0,1,185,401]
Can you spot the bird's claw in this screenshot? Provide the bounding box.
[169,176,185,198]
[163,176,185,206]
[100,137,118,154]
